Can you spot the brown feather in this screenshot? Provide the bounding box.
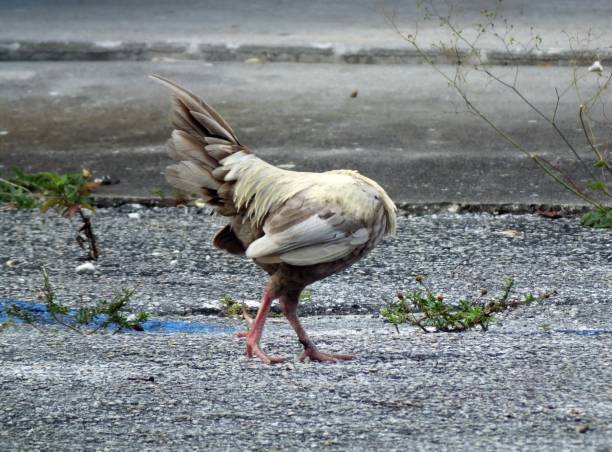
[205,137,234,146]
[151,75,239,143]
[215,205,238,216]
[206,144,234,161]
[170,99,208,138]
[212,166,231,180]
[191,111,236,142]
[217,182,234,200]
[169,131,218,170]
[212,225,245,255]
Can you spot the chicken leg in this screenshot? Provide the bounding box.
[280,295,353,363]
[243,287,287,364]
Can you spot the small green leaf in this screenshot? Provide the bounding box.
[581,208,612,228]
[587,180,607,192]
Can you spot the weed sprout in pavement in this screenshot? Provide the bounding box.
[381,276,553,333]
[1,269,148,334]
[0,167,100,260]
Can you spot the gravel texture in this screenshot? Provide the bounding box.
[0,208,611,451]
[0,207,610,316]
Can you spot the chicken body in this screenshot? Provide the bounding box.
[155,76,396,363]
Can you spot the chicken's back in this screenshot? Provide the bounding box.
[217,151,396,273]
[221,151,396,236]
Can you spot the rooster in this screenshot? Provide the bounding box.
[153,76,397,363]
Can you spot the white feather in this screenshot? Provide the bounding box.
[247,215,344,258]
[246,213,371,266]
[279,243,354,266]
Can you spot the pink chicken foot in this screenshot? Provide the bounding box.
[236,286,353,364]
[280,296,353,363]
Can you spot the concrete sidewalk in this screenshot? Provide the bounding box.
[1,0,611,64]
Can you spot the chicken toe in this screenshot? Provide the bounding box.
[246,338,287,365]
[280,295,353,364]
[299,346,353,363]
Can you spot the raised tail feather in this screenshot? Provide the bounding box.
[151,75,248,217]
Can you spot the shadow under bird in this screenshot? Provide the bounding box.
[153,75,397,364]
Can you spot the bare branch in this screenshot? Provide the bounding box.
[580,105,612,174]
[552,88,561,124]
[480,67,595,179]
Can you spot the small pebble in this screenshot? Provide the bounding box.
[75,262,96,274]
[447,204,460,213]
[575,424,589,434]
[496,229,522,238]
[588,60,603,74]
[128,213,141,219]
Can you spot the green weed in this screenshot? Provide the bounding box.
[2,269,148,334]
[221,294,247,317]
[299,290,313,301]
[0,167,100,259]
[381,276,552,333]
[581,208,612,228]
[387,3,611,227]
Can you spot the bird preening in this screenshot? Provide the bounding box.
[153,75,397,364]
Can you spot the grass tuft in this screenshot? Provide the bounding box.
[299,290,313,302]
[581,208,612,228]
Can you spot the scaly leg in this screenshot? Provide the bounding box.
[280,295,353,363]
[243,286,286,364]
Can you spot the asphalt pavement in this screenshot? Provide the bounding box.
[1,208,611,450]
[1,0,611,63]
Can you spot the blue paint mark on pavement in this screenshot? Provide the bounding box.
[555,329,612,337]
[139,319,234,334]
[0,299,234,334]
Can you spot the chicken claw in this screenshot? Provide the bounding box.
[299,346,353,363]
[245,337,287,365]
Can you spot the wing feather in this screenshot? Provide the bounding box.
[279,243,354,266]
[245,200,370,266]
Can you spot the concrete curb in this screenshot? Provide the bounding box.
[2,40,611,65]
[91,195,592,215]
